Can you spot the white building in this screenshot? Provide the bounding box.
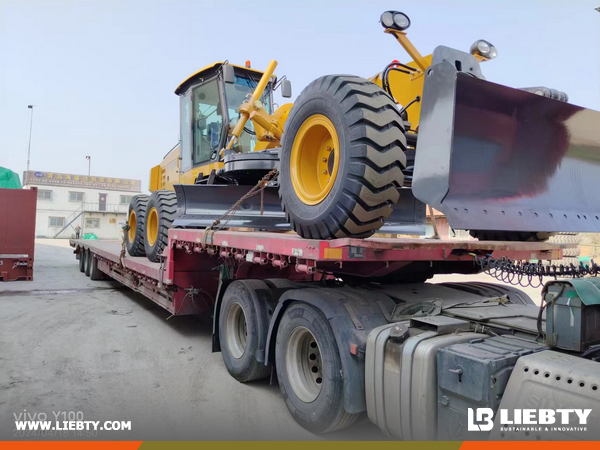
[24,170,142,239]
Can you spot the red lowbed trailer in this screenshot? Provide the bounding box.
[70,231,600,440]
[71,230,562,317]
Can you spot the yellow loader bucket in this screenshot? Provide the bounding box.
[413,59,600,234]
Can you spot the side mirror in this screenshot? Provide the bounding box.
[223,64,235,84]
[281,79,292,98]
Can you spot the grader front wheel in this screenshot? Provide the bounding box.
[125,194,149,257]
[144,190,177,262]
[279,75,407,239]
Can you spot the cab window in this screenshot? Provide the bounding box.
[224,76,272,153]
[192,79,223,164]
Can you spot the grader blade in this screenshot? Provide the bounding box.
[173,184,426,234]
[413,60,600,233]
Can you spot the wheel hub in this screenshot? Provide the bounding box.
[147,207,159,246]
[286,326,323,403]
[290,114,340,205]
[225,302,247,359]
[128,210,137,243]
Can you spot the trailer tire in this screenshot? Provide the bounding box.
[275,302,360,433]
[126,195,149,257]
[78,247,86,273]
[84,249,92,277]
[89,252,104,280]
[279,75,406,239]
[144,190,177,262]
[219,280,273,383]
[469,230,553,242]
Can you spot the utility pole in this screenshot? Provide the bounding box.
[26,105,34,186]
[86,156,91,176]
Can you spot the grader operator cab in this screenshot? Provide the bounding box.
[127,10,600,262]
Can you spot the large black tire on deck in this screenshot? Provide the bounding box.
[469,230,553,242]
[275,302,361,433]
[219,280,273,382]
[144,190,177,262]
[126,195,149,257]
[279,75,407,239]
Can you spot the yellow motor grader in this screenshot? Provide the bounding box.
[126,10,600,262]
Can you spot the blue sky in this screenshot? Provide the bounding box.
[1,0,599,191]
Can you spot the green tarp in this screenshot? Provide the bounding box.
[0,167,22,189]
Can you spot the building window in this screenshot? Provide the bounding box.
[38,189,52,200]
[49,217,65,227]
[69,191,84,202]
[120,195,133,205]
[85,218,100,228]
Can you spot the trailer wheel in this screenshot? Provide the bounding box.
[219,280,273,383]
[84,249,92,277]
[144,190,177,262]
[469,230,553,242]
[126,194,149,257]
[275,302,360,433]
[78,247,86,273]
[279,75,406,239]
[89,252,104,280]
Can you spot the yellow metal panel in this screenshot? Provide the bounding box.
[324,248,343,259]
[370,54,433,129]
[149,165,162,192]
[179,161,224,185]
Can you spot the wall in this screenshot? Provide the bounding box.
[81,212,127,240]
[32,185,136,238]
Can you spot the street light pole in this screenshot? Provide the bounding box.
[86,156,91,176]
[26,105,34,186]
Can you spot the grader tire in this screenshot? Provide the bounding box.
[279,75,407,239]
[144,190,177,262]
[126,195,149,257]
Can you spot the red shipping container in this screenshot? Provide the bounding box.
[0,187,37,281]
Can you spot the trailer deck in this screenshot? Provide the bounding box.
[72,229,567,282]
[70,229,570,317]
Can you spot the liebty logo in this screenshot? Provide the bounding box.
[468,408,592,432]
[34,172,43,177]
[468,408,494,431]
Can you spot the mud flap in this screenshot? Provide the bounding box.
[173,184,426,234]
[413,60,600,233]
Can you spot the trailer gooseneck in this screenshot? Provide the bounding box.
[71,231,600,440]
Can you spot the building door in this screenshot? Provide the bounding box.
[99,193,107,212]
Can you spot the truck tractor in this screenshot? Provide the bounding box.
[126,10,600,262]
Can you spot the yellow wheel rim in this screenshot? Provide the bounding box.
[128,210,137,243]
[147,207,159,247]
[290,114,340,205]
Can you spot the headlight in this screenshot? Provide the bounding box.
[380,11,394,28]
[470,39,498,59]
[380,11,411,31]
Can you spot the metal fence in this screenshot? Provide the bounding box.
[82,202,128,213]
